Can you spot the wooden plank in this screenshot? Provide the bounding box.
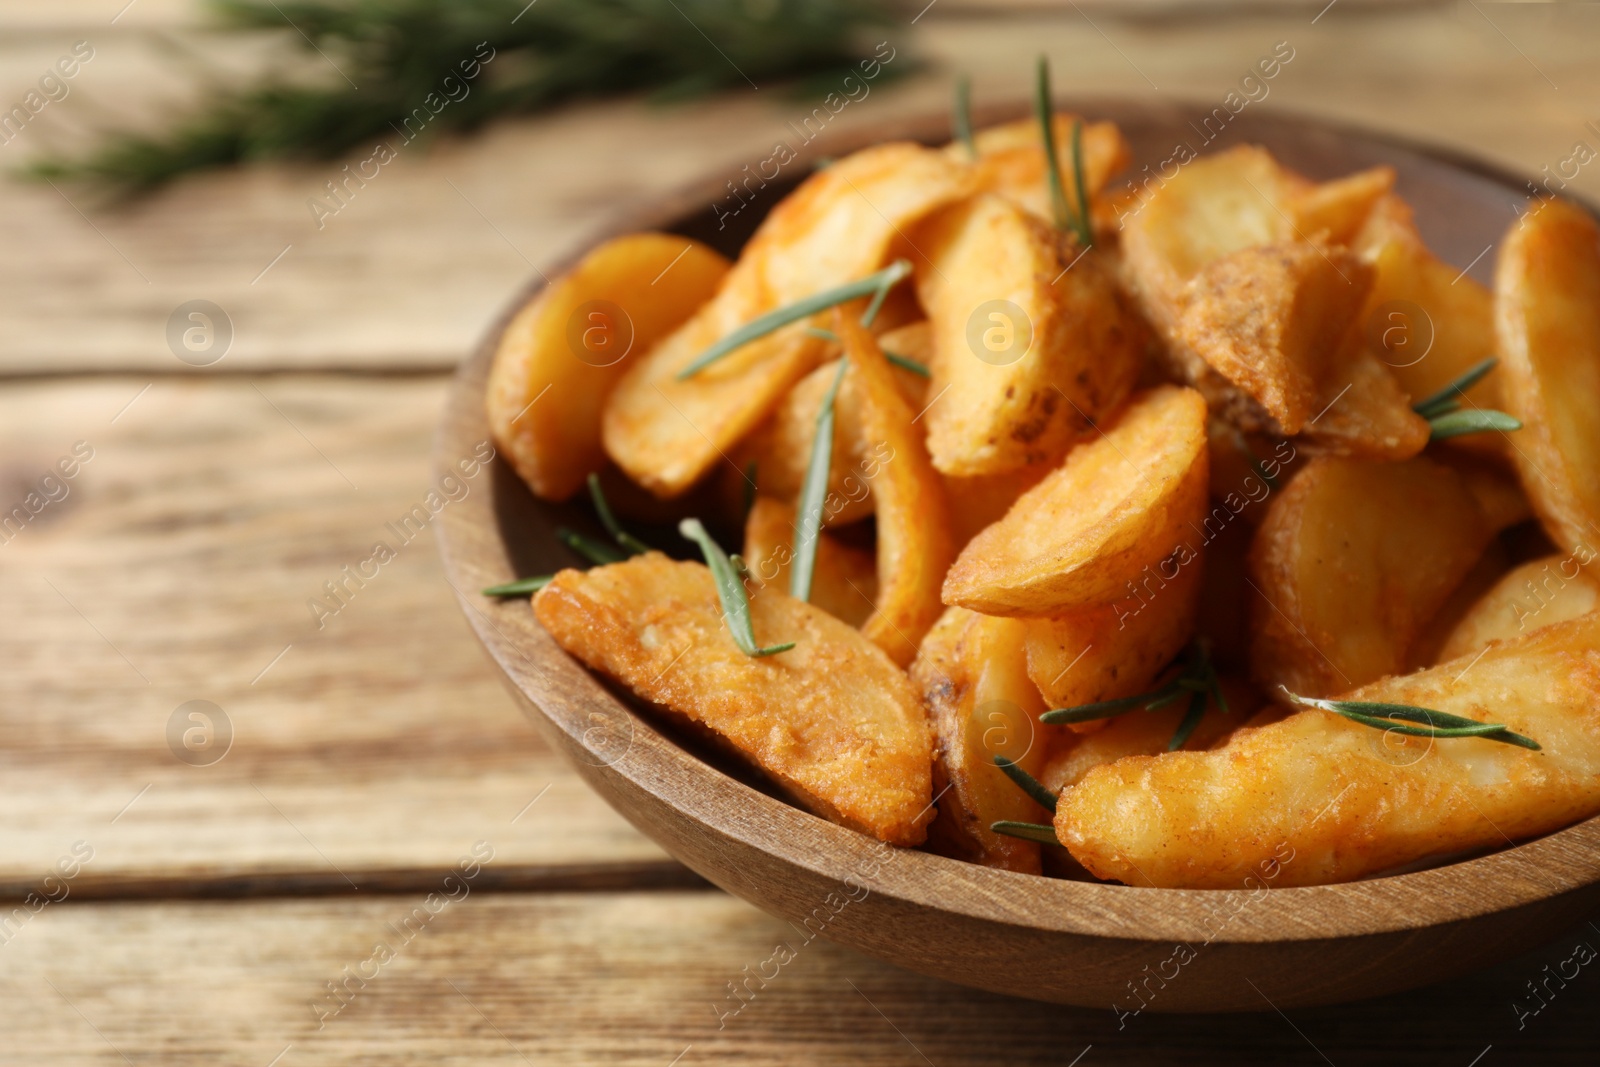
[0,375,673,892]
[1,891,1595,1064]
[1,7,1598,374]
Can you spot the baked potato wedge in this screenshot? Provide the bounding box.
[1247,455,1493,697]
[487,233,730,500]
[1023,553,1202,726]
[942,386,1209,616]
[837,309,954,666]
[743,497,878,628]
[953,114,1131,223]
[1288,165,1395,246]
[911,607,1051,873]
[533,553,933,845]
[1058,612,1600,888]
[1440,553,1600,661]
[602,143,974,497]
[912,193,1140,476]
[738,328,928,527]
[1494,196,1600,561]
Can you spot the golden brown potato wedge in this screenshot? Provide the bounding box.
[738,332,928,527]
[1247,455,1493,697]
[743,497,878,629]
[911,607,1052,873]
[1287,165,1395,246]
[1023,553,1202,729]
[533,554,933,845]
[1405,541,1510,671]
[487,233,730,500]
[1039,674,1260,793]
[1178,242,1373,434]
[940,461,1054,552]
[912,193,1141,477]
[1494,197,1600,562]
[837,309,955,666]
[1355,193,1503,419]
[602,143,975,497]
[952,114,1131,223]
[1058,613,1600,888]
[1440,552,1600,661]
[943,386,1209,616]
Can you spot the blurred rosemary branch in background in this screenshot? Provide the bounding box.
[26,0,903,195]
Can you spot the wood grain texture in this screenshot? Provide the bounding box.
[2,892,1598,1065]
[0,375,671,893]
[2,5,1598,373]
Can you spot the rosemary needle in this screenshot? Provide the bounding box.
[482,575,553,597]
[953,73,976,160]
[802,327,929,377]
[680,518,794,657]
[994,756,1058,813]
[676,260,912,379]
[990,820,1060,845]
[790,361,847,602]
[557,527,626,566]
[1033,55,1093,248]
[587,473,651,555]
[1280,689,1541,751]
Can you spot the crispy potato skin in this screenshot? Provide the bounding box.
[1247,455,1493,697]
[1495,197,1600,561]
[743,497,878,629]
[602,143,975,498]
[1058,614,1600,888]
[533,554,933,845]
[1023,555,1202,729]
[739,333,928,528]
[913,194,1140,477]
[486,234,729,500]
[1441,553,1600,661]
[942,386,1209,616]
[837,310,954,666]
[1179,243,1372,434]
[911,608,1051,873]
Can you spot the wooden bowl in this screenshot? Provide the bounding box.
[436,100,1600,1012]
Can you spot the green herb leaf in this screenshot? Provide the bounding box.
[790,361,847,602]
[1069,117,1093,249]
[677,259,912,379]
[1034,56,1073,237]
[953,73,976,160]
[1166,689,1209,751]
[587,473,651,555]
[990,820,1060,845]
[680,518,794,657]
[1427,408,1523,440]
[1280,689,1541,750]
[1412,356,1500,417]
[482,575,553,597]
[993,756,1058,813]
[1040,686,1176,725]
[557,527,627,566]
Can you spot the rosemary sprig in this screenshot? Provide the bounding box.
[557,527,627,565]
[990,820,1060,845]
[953,73,976,160]
[1279,689,1541,750]
[790,361,846,602]
[1039,643,1221,742]
[1410,357,1522,439]
[26,0,901,195]
[1033,55,1092,248]
[482,574,552,597]
[677,260,912,379]
[802,327,929,377]
[680,518,794,657]
[587,473,651,555]
[993,756,1058,813]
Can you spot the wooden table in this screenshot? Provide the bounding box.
[4,1,1599,1062]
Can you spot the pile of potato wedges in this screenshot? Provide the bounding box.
[490,109,1600,890]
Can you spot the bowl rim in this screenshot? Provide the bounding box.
[435,97,1600,948]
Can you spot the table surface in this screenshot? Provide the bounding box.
[4,1,1600,1063]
